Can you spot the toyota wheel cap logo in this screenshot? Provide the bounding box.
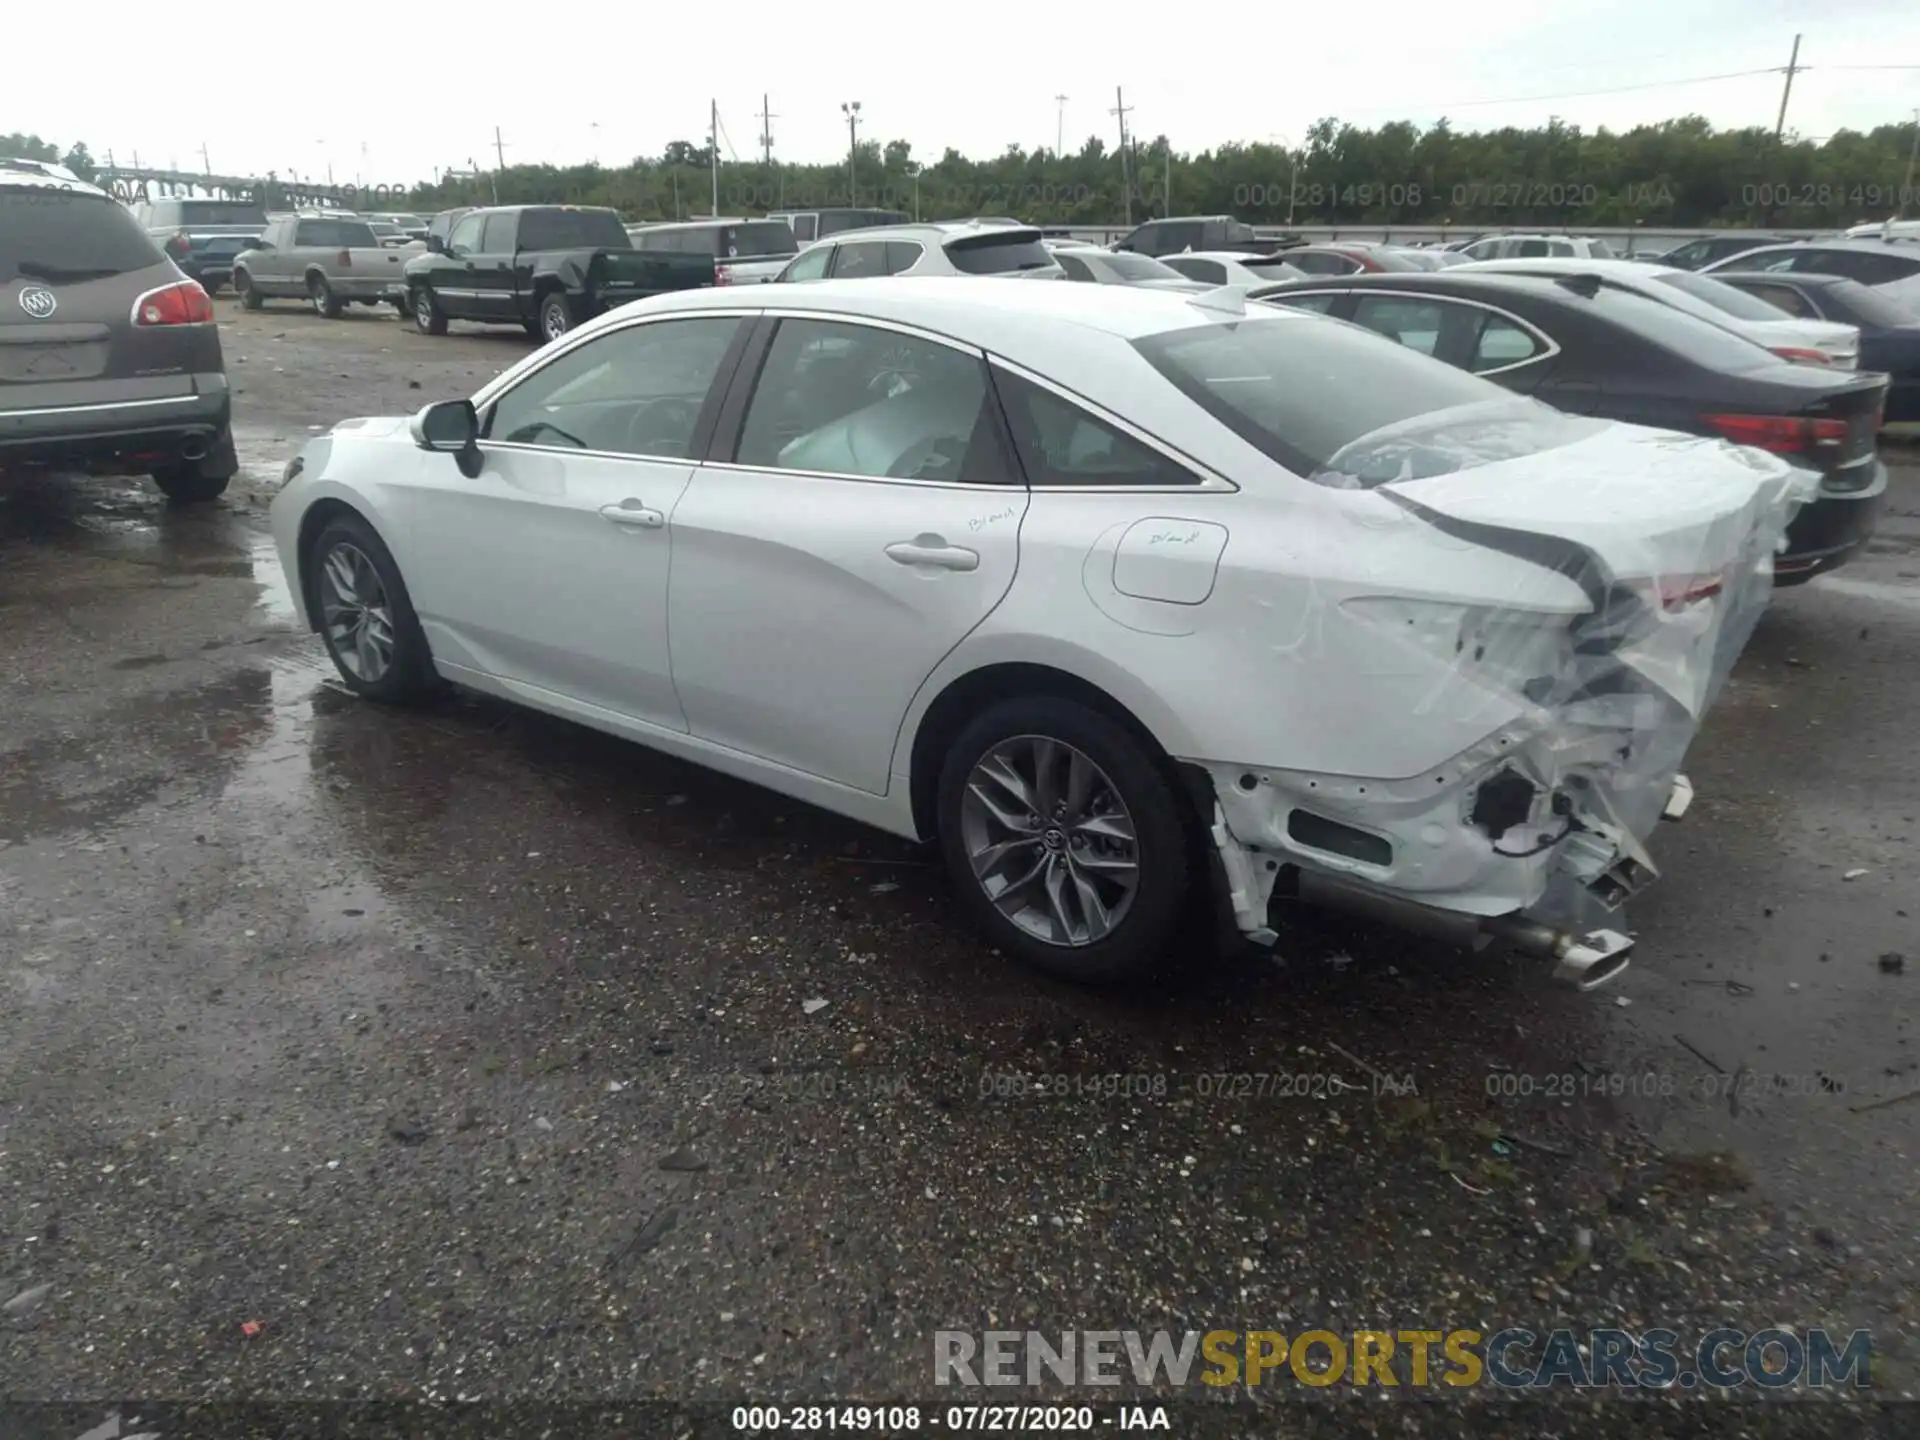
[19,285,58,319]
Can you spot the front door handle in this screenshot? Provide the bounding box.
[885,540,979,572]
[600,501,664,529]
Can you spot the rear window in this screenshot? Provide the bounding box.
[1097,252,1183,282]
[943,233,1058,274]
[1654,270,1792,322]
[1828,278,1918,328]
[1585,285,1776,370]
[0,189,165,282]
[1132,312,1590,487]
[176,200,267,226]
[722,222,798,258]
[517,208,631,251]
[295,218,378,247]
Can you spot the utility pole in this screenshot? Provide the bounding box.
[199,142,211,175]
[1112,87,1133,226]
[841,100,862,206]
[491,128,506,203]
[1163,142,1171,216]
[1901,109,1920,219]
[591,120,600,166]
[757,94,779,210]
[710,99,720,217]
[1055,94,1069,156]
[1772,34,1802,145]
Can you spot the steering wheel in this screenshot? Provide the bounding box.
[866,369,914,399]
[888,434,966,481]
[623,398,700,457]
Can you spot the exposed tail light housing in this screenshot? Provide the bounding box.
[1768,345,1832,365]
[130,279,215,326]
[713,263,733,286]
[1700,412,1847,456]
[167,230,191,256]
[1651,574,1725,610]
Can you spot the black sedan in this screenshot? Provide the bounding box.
[1250,271,1888,584]
[1706,270,1920,433]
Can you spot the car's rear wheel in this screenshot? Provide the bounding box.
[936,696,1191,983]
[307,514,436,704]
[309,273,344,318]
[538,291,574,342]
[412,284,447,335]
[234,270,264,310]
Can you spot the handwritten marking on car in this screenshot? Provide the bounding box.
[968,506,1018,533]
[1147,527,1204,546]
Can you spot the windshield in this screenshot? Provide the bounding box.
[517,208,631,251]
[176,200,267,226]
[1654,270,1795,322]
[0,189,164,282]
[1132,312,1593,486]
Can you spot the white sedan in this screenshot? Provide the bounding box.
[271,279,1807,987]
[1452,257,1861,367]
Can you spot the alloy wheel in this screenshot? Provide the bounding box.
[318,541,395,682]
[959,734,1140,947]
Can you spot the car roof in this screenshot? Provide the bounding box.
[0,164,108,198]
[616,275,1312,348]
[1175,250,1281,262]
[1707,269,1856,288]
[798,221,1037,246]
[1256,272,1589,304]
[1734,237,1920,256]
[1460,257,1678,278]
[630,217,763,229]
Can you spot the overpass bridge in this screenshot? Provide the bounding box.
[94,165,414,210]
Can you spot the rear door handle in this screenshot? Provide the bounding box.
[600,501,664,529]
[885,541,979,572]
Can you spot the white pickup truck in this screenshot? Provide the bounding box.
[625,218,798,286]
[231,214,416,317]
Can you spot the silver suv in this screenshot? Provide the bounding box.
[773,223,1065,282]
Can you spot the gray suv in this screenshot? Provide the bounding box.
[1,172,236,502]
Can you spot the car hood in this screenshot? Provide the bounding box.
[1379,417,1815,590]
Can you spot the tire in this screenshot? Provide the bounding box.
[936,696,1192,983]
[537,291,574,343]
[309,272,344,319]
[306,512,437,705]
[150,463,230,504]
[235,269,264,310]
[412,284,447,335]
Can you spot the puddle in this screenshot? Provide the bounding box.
[251,533,298,624]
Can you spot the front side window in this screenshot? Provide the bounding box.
[993,369,1197,488]
[735,319,999,483]
[831,241,890,279]
[517,208,629,251]
[484,317,743,457]
[1663,240,1711,268]
[448,214,485,255]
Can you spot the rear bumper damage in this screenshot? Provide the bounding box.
[1201,457,1801,992]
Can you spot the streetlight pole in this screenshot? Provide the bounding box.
[841,101,862,206]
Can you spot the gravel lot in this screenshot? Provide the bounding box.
[2,299,1916,1431]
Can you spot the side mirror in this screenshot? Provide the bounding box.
[251,239,275,251]
[424,234,447,255]
[410,399,482,478]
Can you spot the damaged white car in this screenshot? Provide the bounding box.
[270,279,1811,987]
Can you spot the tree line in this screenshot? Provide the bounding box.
[9,117,1920,228]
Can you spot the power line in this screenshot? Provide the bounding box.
[1338,65,1788,116]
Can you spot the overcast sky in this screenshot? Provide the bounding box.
[13,0,1918,186]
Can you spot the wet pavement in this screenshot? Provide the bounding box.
[2,302,1916,1419]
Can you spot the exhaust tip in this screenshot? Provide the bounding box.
[1551,929,1635,991]
[179,436,209,462]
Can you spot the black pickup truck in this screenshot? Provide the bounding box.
[401,205,714,341]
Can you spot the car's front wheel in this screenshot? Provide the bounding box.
[412,284,447,335]
[936,696,1192,983]
[307,513,437,704]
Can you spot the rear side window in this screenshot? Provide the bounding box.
[1838,250,1920,285]
[993,369,1198,488]
[788,215,818,242]
[831,241,890,279]
[295,219,378,247]
[0,190,166,282]
[479,214,516,252]
[885,241,923,274]
[1132,312,1568,486]
[517,208,630,250]
[943,233,1057,275]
